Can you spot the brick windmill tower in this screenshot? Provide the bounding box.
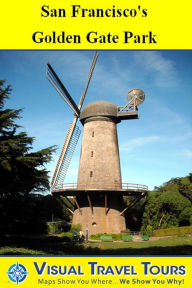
[46,52,148,235]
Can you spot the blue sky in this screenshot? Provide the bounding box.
[0,50,192,190]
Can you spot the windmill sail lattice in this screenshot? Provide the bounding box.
[54,122,81,187]
[46,63,80,116]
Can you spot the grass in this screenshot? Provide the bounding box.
[0,235,192,255]
[85,236,192,254]
[0,247,45,255]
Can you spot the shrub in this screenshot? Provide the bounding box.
[146,225,153,236]
[70,224,82,233]
[47,221,65,234]
[60,232,73,238]
[59,232,73,242]
[90,233,129,240]
[153,226,192,237]
[90,233,104,240]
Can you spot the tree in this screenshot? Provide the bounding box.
[142,190,192,232]
[0,80,56,198]
[143,174,192,232]
[123,195,147,231]
[163,175,192,202]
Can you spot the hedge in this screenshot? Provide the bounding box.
[90,233,129,241]
[153,226,192,237]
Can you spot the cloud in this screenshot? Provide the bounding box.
[181,149,192,159]
[133,51,178,87]
[120,136,162,153]
[38,51,133,100]
[150,99,190,127]
[171,131,192,143]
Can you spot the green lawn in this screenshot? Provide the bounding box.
[1,234,192,255]
[85,236,192,254]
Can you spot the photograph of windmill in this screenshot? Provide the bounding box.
[0,51,192,255]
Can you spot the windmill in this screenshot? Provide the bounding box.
[46,52,148,235]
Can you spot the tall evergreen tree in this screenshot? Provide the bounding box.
[0,80,56,198]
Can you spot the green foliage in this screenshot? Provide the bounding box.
[1,235,192,255]
[141,192,160,231]
[90,233,105,240]
[141,235,150,240]
[90,233,128,241]
[153,226,192,237]
[123,195,147,231]
[143,174,192,232]
[0,80,56,198]
[163,175,192,202]
[121,235,133,241]
[70,224,82,233]
[46,218,80,236]
[0,80,73,235]
[142,174,192,232]
[0,247,45,255]
[47,221,66,234]
[39,195,71,222]
[0,194,71,235]
[146,225,153,236]
[142,189,192,231]
[60,232,73,238]
[58,225,82,242]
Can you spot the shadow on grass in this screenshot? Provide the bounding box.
[1,235,192,255]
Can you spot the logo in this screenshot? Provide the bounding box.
[7,262,28,285]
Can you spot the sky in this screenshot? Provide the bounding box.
[0,50,192,191]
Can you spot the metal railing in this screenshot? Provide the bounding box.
[52,183,148,192]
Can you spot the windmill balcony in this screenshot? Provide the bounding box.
[51,183,148,196]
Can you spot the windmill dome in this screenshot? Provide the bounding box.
[80,100,117,122]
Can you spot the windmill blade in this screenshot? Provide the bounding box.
[46,63,80,117]
[50,52,98,189]
[51,116,81,188]
[78,51,98,110]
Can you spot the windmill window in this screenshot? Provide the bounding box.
[91,151,94,157]
[92,131,94,137]
[90,171,93,177]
